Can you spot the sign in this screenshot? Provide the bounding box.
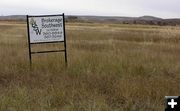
[27,15,64,43]
[26,14,67,67]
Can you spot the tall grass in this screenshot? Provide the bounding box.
[0,22,180,111]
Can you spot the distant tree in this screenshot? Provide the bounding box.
[149,21,155,25]
[157,21,162,26]
[68,16,78,20]
[123,21,129,24]
[67,16,78,22]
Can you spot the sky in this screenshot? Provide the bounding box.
[0,0,180,18]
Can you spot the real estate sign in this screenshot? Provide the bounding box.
[26,14,67,67]
[27,15,64,43]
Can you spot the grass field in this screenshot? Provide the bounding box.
[0,21,180,111]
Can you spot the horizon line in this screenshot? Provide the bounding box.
[1,14,180,19]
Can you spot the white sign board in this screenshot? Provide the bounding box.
[27,15,64,43]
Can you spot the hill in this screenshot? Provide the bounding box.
[0,15,26,21]
[0,15,180,26]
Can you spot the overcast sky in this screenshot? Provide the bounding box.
[0,0,180,18]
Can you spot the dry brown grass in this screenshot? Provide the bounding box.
[0,21,180,111]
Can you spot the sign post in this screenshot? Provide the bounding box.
[26,13,67,67]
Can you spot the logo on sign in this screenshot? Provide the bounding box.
[30,18,42,35]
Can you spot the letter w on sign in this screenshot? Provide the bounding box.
[30,18,42,35]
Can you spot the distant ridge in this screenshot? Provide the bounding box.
[138,16,162,21]
[0,15,180,26]
[0,15,25,21]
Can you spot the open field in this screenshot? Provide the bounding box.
[0,21,180,111]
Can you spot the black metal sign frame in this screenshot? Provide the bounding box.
[26,13,67,67]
